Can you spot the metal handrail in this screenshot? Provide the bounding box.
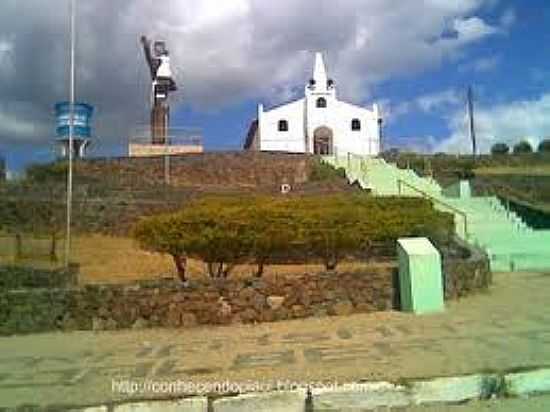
[397,178,469,238]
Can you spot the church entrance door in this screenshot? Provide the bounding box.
[313,126,333,155]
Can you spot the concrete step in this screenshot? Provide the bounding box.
[490,253,550,272]
[322,155,550,272]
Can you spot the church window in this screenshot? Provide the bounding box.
[351,118,361,131]
[316,97,327,108]
[278,119,289,132]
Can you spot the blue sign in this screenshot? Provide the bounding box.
[55,102,94,139]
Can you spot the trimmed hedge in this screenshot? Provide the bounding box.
[132,194,454,280]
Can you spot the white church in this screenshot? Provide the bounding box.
[244,52,382,156]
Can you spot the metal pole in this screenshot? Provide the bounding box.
[378,118,383,154]
[64,0,76,268]
[164,108,170,185]
[467,86,477,159]
[164,136,170,185]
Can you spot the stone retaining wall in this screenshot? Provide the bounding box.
[0,265,78,290]
[0,241,491,336]
[0,269,395,335]
[75,152,314,189]
[443,238,492,300]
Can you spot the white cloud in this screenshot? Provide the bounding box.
[0,102,49,140]
[416,89,462,113]
[377,99,412,123]
[380,89,462,124]
[0,36,15,78]
[386,135,439,153]
[451,16,500,43]
[436,93,550,154]
[0,0,508,148]
[459,55,500,72]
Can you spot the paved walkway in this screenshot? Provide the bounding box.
[1,271,550,409]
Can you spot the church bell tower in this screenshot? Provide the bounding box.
[305,52,336,154]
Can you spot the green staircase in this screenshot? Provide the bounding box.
[324,154,550,272]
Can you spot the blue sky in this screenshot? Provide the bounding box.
[174,0,550,154]
[1,0,550,173]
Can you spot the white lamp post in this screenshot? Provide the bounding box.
[64,0,76,268]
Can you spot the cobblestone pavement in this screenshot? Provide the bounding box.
[0,272,549,408]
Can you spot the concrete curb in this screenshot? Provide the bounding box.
[411,374,498,404]
[26,367,550,411]
[312,381,411,410]
[112,398,208,412]
[211,390,306,412]
[71,398,208,412]
[505,368,550,397]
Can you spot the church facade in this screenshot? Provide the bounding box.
[244,53,382,156]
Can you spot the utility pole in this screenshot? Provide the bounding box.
[378,118,383,154]
[64,0,76,268]
[467,86,477,159]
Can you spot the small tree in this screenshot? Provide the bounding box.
[491,142,510,155]
[0,197,32,260]
[246,200,297,277]
[513,140,533,154]
[183,218,251,278]
[133,197,255,280]
[538,139,550,153]
[179,197,255,278]
[25,162,67,262]
[132,214,189,282]
[294,195,371,270]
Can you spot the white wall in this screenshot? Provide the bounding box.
[259,99,306,152]
[332,101,380,156]
[304,94,380,156]
[253,52,381,156]
[257,93,381,156]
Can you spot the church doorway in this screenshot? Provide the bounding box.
[313,126,333,155]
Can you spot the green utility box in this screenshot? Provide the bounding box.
[397,237,444,314]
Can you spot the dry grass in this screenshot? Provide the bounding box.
[0,234,177,283]
[72,234,176,284]
[0,234,388,285]
[0,235,57,268]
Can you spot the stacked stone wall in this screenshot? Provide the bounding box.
[0,265,78,290]
[0,244,492,336]
[443,238,491,300]
[0,269,395,335]
[75,152,315,190]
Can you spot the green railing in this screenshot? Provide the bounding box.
[397,178,469,238]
